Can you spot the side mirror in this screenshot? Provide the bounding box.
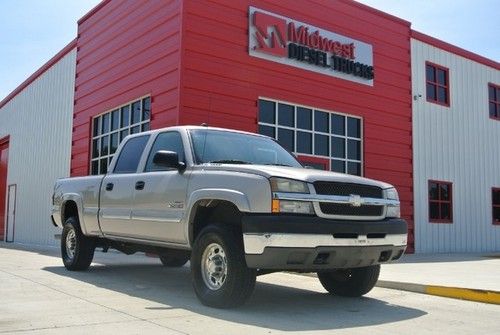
[152,150,186,171]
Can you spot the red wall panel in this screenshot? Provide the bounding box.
[71,0,183,176]
[179,0,414,250]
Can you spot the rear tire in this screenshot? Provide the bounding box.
[317,265,380,297]
[160,251,190,267]
[61,217,95,271]
[191,225,256,308]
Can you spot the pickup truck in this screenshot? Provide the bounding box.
[52,126,407,308]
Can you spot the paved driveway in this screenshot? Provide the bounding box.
[0,244,498,334]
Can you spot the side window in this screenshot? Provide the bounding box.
[145,132,185,172]
[113,135,150,174]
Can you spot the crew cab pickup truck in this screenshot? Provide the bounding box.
[52,126,407,308]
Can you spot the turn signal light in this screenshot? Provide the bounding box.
[272,199,280,213]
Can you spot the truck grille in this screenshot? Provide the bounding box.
[319,203,384,216]
[314,181,384,218]
[314,181,383,198]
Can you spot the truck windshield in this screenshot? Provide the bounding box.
[190,129,302,167]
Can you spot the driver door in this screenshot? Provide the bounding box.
[130,131,189,243]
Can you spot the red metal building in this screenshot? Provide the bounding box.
[71,0,414,251]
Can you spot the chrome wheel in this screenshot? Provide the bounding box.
[65,228,77,260]
[201,243,228,290]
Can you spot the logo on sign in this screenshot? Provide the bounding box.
[248,7,374,85]
[253,11,286,57]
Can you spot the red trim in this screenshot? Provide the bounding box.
[425,61,450,107]
[492,187,500,225]
[488,83,500,121]
[428,180,453,223]
[412,30,500,71]
[5,184,16,242]
[77,0,112,24]
[297,155,329,170]
[0,39,77,110]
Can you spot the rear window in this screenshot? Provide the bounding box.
[113,135,150,173]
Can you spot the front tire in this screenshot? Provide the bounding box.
[61,217,95,271]
[317,265,380,297]
[191,225,256,308]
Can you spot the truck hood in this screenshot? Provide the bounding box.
[196,164,394,189]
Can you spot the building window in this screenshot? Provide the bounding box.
[428,180,453,223]
[489,83,500,120]
[426,62,449,106]
[91,96,151,175]
[258,98,363,176]
[492,188,500,225]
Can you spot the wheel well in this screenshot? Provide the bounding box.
[190,200,242,244]
[62,200,79,224]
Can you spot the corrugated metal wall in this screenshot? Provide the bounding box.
[0,49,76,245]
[412,39,500,252]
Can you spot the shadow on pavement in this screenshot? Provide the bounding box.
[43,258,427,331]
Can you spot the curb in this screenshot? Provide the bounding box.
[293,273,500,305]
[376,280,500,305]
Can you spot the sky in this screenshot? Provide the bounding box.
[1,0,499,101]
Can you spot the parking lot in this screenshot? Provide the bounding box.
[0,243,498,334]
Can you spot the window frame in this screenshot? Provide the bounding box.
[425,61,450,107]
[112,134,151,174]
[488,83,500,121]
[428,180,453,224]
[492,187,500,225]
[257,97,364,176]
[143,131,186,173]
[90,95,151,175]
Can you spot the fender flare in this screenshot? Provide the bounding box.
[185,188,251,245]
[60,193,89,236]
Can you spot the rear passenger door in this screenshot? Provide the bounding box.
[131,131,190,243]
[99,135,150,237]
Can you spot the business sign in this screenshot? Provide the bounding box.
[248,7,374,85]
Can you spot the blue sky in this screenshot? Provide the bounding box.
[1,0,498,101]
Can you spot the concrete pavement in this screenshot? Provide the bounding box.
[1,242,500,334]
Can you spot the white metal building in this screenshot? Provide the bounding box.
[0,43,76,246]
[411,32,500,253]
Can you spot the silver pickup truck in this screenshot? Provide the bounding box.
[52,126,407,308]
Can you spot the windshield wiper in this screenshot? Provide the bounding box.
[207,160,252,164]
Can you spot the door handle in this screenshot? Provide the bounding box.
[105,183,114,191]
[135,181,145,190]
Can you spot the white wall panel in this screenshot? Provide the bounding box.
[0,49,76,245]
[412,39,500,252]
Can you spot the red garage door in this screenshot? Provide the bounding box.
[0,137,9,241]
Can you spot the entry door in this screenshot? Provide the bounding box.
[6,184,16,242]
[0,139,9,241]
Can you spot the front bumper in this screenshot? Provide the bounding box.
[242,215,407,270]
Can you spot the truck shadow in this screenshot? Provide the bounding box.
[42,256,427,331]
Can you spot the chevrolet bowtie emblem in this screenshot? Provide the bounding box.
[349,194,363,207]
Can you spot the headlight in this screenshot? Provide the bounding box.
[384,187,400,218]
[270,177,309,193]
[384,187,399,200]
[277,200,314,214]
